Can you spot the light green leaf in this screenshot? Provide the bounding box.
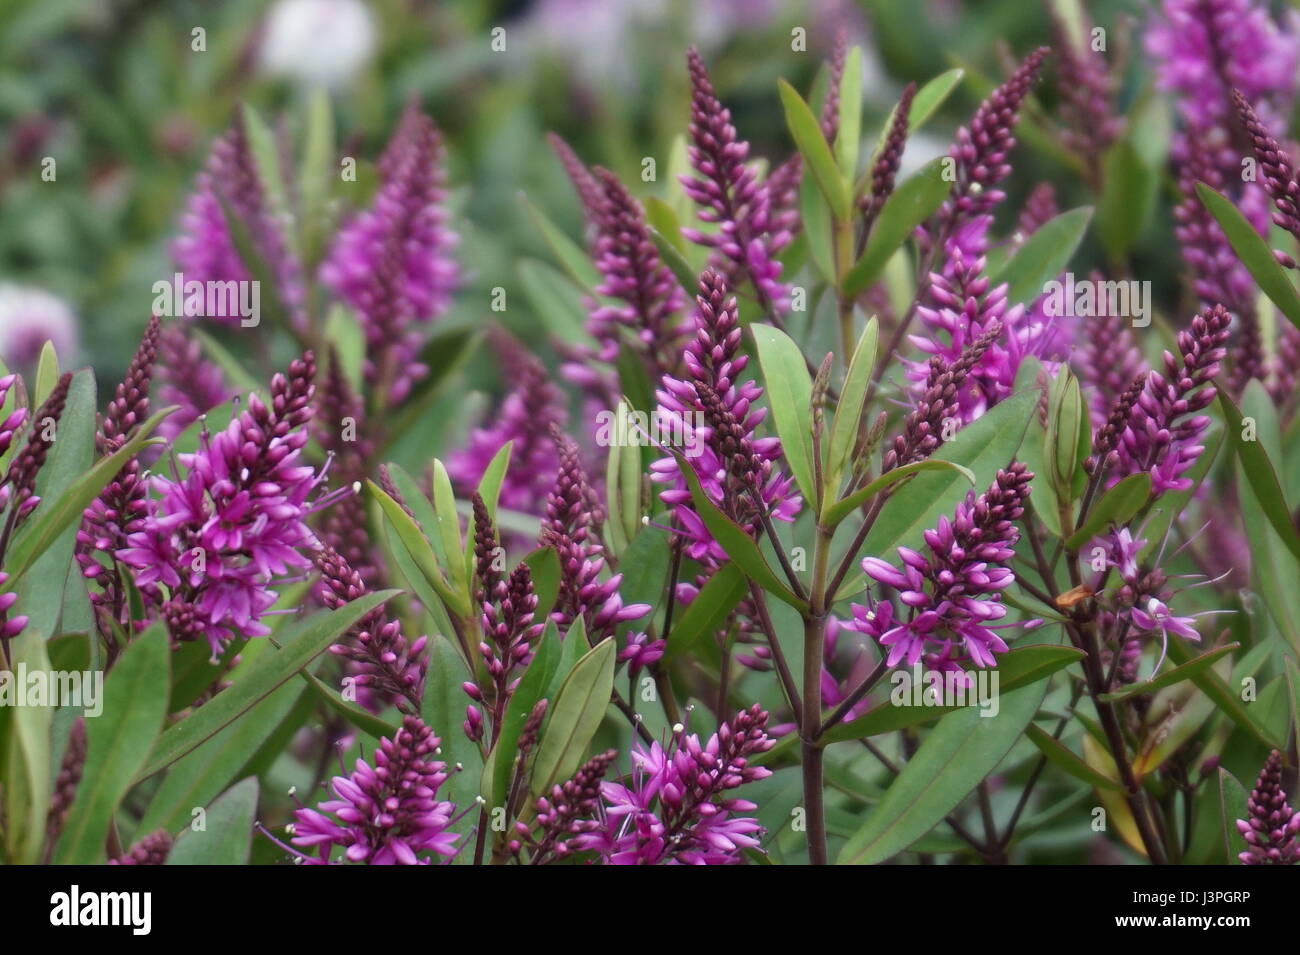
[1198,182,1300,333]
[992,206,1093,307]
[166,777,259,865]
[751,324,816,504]
[825,317,878,497]
[777,78,850,220]
[843,158,950,297]
[530,637,617,795]
[55,623,170,863]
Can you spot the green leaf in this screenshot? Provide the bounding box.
[1221,388,1300,565]
[825,317,878,496]
[517,258,596,349]
[6,406,171,584]
[617,526,671,613]
[483,620,562,810]
[903,68,964,136]
[1217,768,1251,865]
[299,87,335,268]
[644,196,688,256]
[834,46,863,178]
[522,546,562,618]
[649,227,701,295]
[843,158,950,297]
[421,635,481,848]
[298,667,398,740]
[1064,472,1151,550]
[166,777,259,865]
[777,78,850,220]
[55,623,170,864]
[136,593,397,780]
[1099,644,1240,702]
[531,637,617,795]
[519,192,602,289]
[1165,638,1278,749]
[837,680,1047,864]
[823,458,975,528]
[1199,181,1300,332]
[369,480,468,618]
[33,341,59,405]
[822,643,1082,742]
[139,677,305,837]
[751,324,816,503]
[799,173,835,282]
[865,70,965,173]
[673,450,807,611]
[991,206,1093,307]
[604,400,643,553]
[430,458,468,599]
[1025,723,1121,790]
[861,390,1038,563]
[1096,140,1156,260]
[664,562,748,661]
[474,442,513,532]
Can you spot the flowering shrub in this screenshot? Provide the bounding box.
[4,0,1300,872]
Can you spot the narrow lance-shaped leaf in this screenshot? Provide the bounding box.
[530,636,617,796]
[843,158,951,297]
[1196,182,1300,333]
[751,324,816,505]
[777,78,851,220]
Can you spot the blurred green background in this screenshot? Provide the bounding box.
[0,0,1151,396]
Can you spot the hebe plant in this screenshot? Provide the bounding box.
[3,1,1300,867]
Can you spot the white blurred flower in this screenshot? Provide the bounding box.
[0,284,78,367]
[259,0,377,90]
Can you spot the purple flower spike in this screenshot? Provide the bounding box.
[119,352,333,651]
[651,270,800,562]
[682,48,789,315]
[292,715,460,865]
[173,109,304,326]
[155,324,231,443]
[587,167,687,377]
[1236,750,1300,865]
[932,47,1049,241]
[1112,305,1231,495]
[320,102,457,403]
[574,705,774,865]
[541,428,649,641]
[447,330,565,519]
[317,545,427,712]
[908,249,1062,424]
[78,315,161,634]
[850,464,1036,675]
[110,830,172,866]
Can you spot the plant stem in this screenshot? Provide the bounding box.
[802,526,833,864]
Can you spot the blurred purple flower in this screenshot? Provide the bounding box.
[320,102,457,403]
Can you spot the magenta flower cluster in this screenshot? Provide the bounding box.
[291,715,460,865]
[118,353,328,651]
[574,705,774,865]
[850,465,1035,675]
